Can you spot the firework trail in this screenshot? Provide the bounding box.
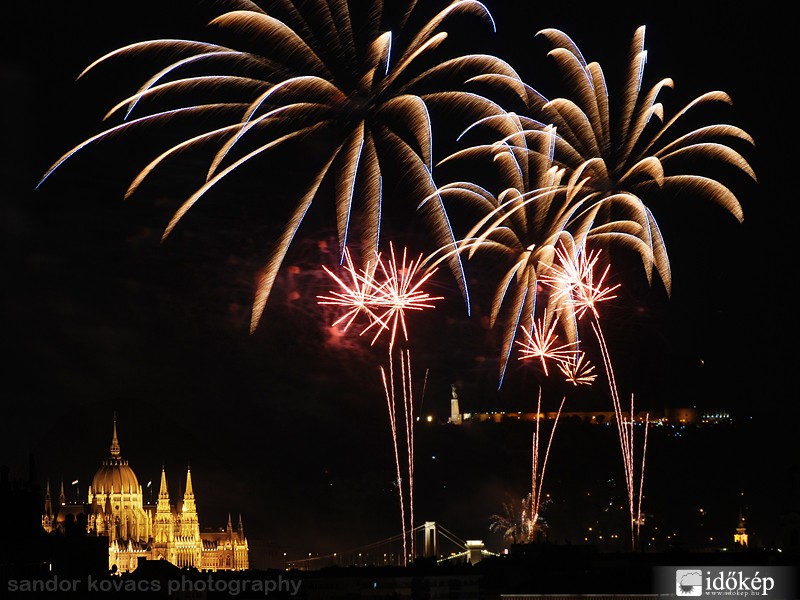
[637,411,649,547]
[369,245,442,561]
[319,243,441,564]
[378,346,418,560]
[488,387,565,548]
[592,320,636,548]
[379,358,407,563]
[530,389,565,531]
[401,350,415,559]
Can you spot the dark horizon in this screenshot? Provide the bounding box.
[6,406,795,570]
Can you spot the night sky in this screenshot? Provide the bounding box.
[3,0,794,570]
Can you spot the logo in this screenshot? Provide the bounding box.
[676,569,703,596]
[658,566,796,598]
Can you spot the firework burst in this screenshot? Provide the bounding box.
[429,24,754,391]
[473,25,756,294]
[37,0,518,333]
[426,123,614,384]
[319,243,440,564]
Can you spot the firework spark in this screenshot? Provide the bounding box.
[515,312,577,376]
[489,494,535,546]
[541,243,620,321]
[317,244,443,352]
[317,248,381,336]
[557,351,597,386]
[370,245,443,351]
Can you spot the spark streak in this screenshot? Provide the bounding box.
[531,391,565,529]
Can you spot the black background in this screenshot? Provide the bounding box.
[2,0,793,570]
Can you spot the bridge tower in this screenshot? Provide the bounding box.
[465,540,485,564]
[423,521,438,558]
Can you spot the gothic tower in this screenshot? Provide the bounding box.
[42,481,54,531]
[150,467,176,564]
[734,510,748,547]
[176,467,202,568]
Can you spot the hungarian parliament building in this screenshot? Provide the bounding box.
[41,417,249,573]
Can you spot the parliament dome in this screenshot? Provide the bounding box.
[93,458,140,494]
[91,416,140,494]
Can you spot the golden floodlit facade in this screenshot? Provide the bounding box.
[42,418,249,573]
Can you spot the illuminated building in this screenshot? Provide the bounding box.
[41,417,249,573]
[734,511,748,547]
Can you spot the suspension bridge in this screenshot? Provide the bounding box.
[284,521,500,570]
